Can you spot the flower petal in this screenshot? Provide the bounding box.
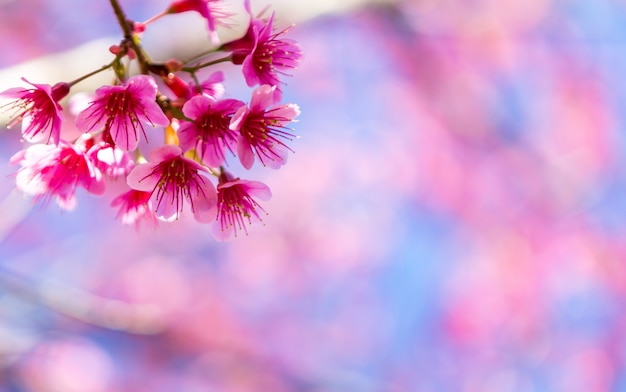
[148,145,183,162]
[192,179,217,223]
[182,95,212,120]
[127,163,160,192]
[237,135,255,169]
[229,105,249,131]
[249,85,276,112]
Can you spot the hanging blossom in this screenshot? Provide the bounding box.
[212,170,271,241]
[75,75,170,152]
[10,134,105,210]
[0,0,302,238]
[0,79,70,145]
[221,1,302,98]
[178,94,245,167]
[126,145,217,222]
[111,189,158,229]
[165,0,232,44]
[230,84,300,169]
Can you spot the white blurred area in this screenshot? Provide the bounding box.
[0,0,389,97]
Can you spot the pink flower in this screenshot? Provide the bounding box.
[126,145,217,222]
[11,134,105,210]
[88,141,134,178]
[75,75,170,152]
[230,85,300,169]
[166,0,232,44]
[212,170,271,241]
[111,189,158,229]
[221,4,302,96]
[0,78,69,145]
[199,71,225,99]
[178,95,245,167]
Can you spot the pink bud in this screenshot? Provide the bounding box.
[163,73,192,100]
[165,58,184,73]
[51,82,70,101]
[133,21,146,33]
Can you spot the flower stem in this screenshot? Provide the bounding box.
[182,56,233,73]
[109,0,150,74]
[67,60,116,87]
[141,11,167,27]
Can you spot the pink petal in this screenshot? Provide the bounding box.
[201,143,226,168]
[127,163,160,191]
[136,102,170,128]
[127,75,159,99]
[211,221,234,241]
[22,78,53,93]
[0,87,30,99]
[272,103,301,122]
[229,105,249,131]
[192,180,217,223]
[93,83,125,99]
[182,95,212,120]
[21,143,58,164]
[9,149,27,165]
[56,193,77,211]
[258,143,288,169]
[75,105,105,133]
[176,121,197,152]
[152,191,179,221]
[242,56,261,87]
[237,135,255,169]
[148,145,183,162]
[109,118,138,151]
[15,167,47,196]
[249,85,276,112]
[243,180,272,200]
[213,98,245,113]
[85,174,106,195]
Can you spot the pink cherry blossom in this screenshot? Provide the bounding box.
[199,71,225,99]
[75,75,170,152]
[166,0,232,44]
[126,145,217,222]
[10,134,105,210]
[178,95,245,167]
[111,189,158,229]
[230,85,300,169]
[0,78,69,145]
[221,5,302,96]
[212,170,271,241]
[88,141,134,178]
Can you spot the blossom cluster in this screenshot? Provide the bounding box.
[0,0,302,240]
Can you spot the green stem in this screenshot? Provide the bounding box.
[142,11,167,26]
[67,59,116,87]
[109,0,150,74]
[182,55,233,73]
[181,45,229,66]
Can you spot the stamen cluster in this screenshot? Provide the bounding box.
[0,0,302,241]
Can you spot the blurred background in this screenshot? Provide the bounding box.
[1,0,626,391]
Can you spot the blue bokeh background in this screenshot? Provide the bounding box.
[2,0,626,391]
